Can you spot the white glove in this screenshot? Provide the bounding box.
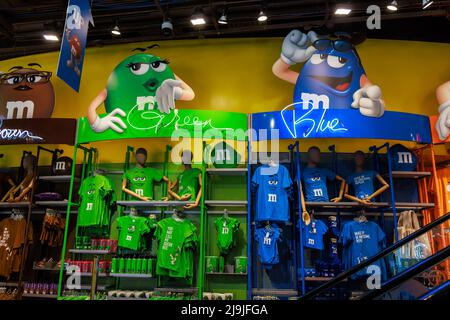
[91,108,127,133]
[436,100,450,141]
[155,79,183,114]
[281,30,318,65]
[351,85,385,117]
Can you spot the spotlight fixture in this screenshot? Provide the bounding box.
[43,33,59,41]
[111,20,121,36]
[422,0,433,9]
[387,0,398,11]
[218,10,228,25]
[161,19,173,36]
[191,7,206,26]
[257,10,268,22]
[334,4,352,15]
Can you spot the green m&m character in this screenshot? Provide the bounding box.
[87,47,195,133]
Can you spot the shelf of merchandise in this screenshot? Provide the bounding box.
[38,175,80,183]
[35,200,78,207]
[22,293,58,299]
[116,200,195,207]
[251,288,298,297]
[109,273,154,279]
[201,141,249,301]
[206,168,248,175]
[68,249,111,255]
[382,171,431,179]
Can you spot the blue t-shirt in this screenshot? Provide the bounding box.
[254,225,281,267]
[252,164,292,222]
[389,144,417,171]
[340,220,387,279]
[347,170,378,200]
[301,167,336,202]
[298,219,328,250]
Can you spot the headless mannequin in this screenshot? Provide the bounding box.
[344,151,389,205]
[2,154,36,203]
[299,147,346,225]
[168,150,202,209]
[122,148,171,201]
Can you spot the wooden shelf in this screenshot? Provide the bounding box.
[384,171,431,179]
[38,175,79,183]
[117,200,195,207]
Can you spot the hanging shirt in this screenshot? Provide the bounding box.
[298,218,328,250]
[209,142,241,168]
[254,225,281,267]
[340,220,387,279]
[77,175,114,227]
[252,164,292,222]
[347,170,378,200]
[155,217,198,279]
[301,167,336,202]
[214,216,240,254]
[177,168,201,201]
[116,215,153,251]
[123,166,163,200]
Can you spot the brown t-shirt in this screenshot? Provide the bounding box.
[0,217,33,278]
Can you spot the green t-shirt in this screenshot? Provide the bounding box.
[116,215,153,251]
[123,167,163,199]
[210,142,241,168]
[214,216,240,254]
[178,168,201,201]
[155,217,198,278]
[77,175,113,227]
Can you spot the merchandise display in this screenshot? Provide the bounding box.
[252,164,292,222]
[389,144,417,172]
[116,215,156,251]
[299,218,328,250]
[39,209,65,247]
[214,215,240,254]
[254,224,281,268]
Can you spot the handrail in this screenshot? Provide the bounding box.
[418,279,450,300]
[361,245,450,300]
[299,211,450,300]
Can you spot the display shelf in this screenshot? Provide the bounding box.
[383,171,431,179]
[38,175,80,183]
[22,293,57,299]
[206,168,248,175]
[154,287,198,293]
[305,201,389,209]
[0,201,30,208]
[67,272,109,277]
[69,249,111,255]
[117,200,195,207]
[393,202,435,210]
[107,296,148,301]
[109,273,154,278]
[0,281,18,287]
[95,168,124,175]
[65,284,109,290]
[206,210,247,215]
[311,211,423,218]
[206,272,247,276]
[251,288,298,297]
[205,200,248,207]
[304,277,346,282]
[35,200,78,207]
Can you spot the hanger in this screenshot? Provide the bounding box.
[223,208,228,219]
[172,208,185,221]
[129,207,138,217]
[264,221,271,230]
[354,209,367,223]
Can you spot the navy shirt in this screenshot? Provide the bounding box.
[389,144,417,171]
[252,164,292,222]
[347,170,378,200]
[301,167,336,202]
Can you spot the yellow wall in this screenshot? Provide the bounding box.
[0,37,449,166]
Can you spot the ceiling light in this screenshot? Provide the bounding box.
[191,7,206,26]
[335,4,352,15]
[111,25,121,36]
[387,0,398,11]
[257,10,268,22]
[218,10,228,25]
[43,32,59,41]
[422,0,433,9]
